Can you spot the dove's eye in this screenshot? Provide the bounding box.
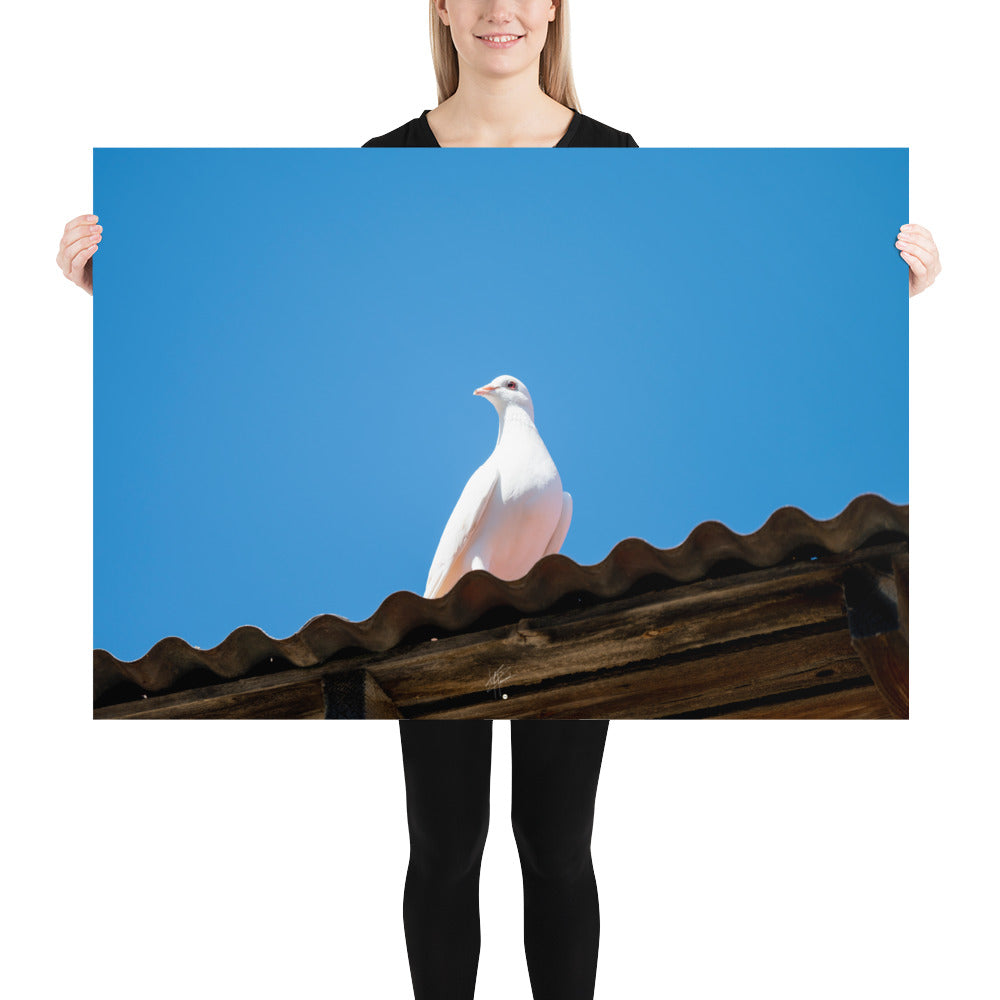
[506,380,517,389]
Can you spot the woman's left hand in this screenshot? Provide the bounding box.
[896,224,941,297]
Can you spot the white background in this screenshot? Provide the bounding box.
[3,1,996,997]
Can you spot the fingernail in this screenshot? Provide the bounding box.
[88,215,98,222]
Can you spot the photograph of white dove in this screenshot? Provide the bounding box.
[423,376,572,600]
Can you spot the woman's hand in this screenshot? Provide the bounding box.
[56,214,102,295]
[896,223,941,297]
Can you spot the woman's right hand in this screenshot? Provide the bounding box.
[56,214,102,295]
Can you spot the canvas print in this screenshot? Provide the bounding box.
[93,148,908,719]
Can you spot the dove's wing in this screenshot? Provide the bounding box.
[423,460,499,599]
[542,491,573,557]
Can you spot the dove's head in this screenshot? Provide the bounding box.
[474,375,534,421]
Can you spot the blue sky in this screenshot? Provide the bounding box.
[94,148,907,661]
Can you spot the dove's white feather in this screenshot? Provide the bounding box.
[423,376,571,600]
[543,492,573,557]
[423,459,499,601]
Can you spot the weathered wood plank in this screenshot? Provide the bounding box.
[95,667,403,721]
[707,682,894,719]
[417,628,868,719]
[95,677,327,720]
[373,574,849,708]
[852,631,909,719]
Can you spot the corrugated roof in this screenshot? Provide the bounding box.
[93,493,907,705]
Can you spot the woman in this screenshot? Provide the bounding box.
[61,4,939,998]
[374,8,621,999]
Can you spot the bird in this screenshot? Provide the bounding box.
[423,375,572,600]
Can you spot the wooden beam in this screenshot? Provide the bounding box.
[417,627,869,719]
[850,632,909,719]
[323,670,402,719]
[94,676,327,720]
[696,681,893,719]
[842,564,909,719]
[371,571,851,712]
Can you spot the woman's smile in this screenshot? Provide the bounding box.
[475,33,525,49]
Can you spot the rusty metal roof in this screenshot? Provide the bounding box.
[94,493,907,706]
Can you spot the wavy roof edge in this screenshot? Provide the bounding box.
[94,493,908,701]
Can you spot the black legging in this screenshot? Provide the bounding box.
[399,719,610,1000]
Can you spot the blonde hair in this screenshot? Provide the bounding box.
[429,1,580,110]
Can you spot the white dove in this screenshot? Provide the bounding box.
[423,375,572,600]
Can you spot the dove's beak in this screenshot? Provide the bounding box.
[474,384,495,396]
